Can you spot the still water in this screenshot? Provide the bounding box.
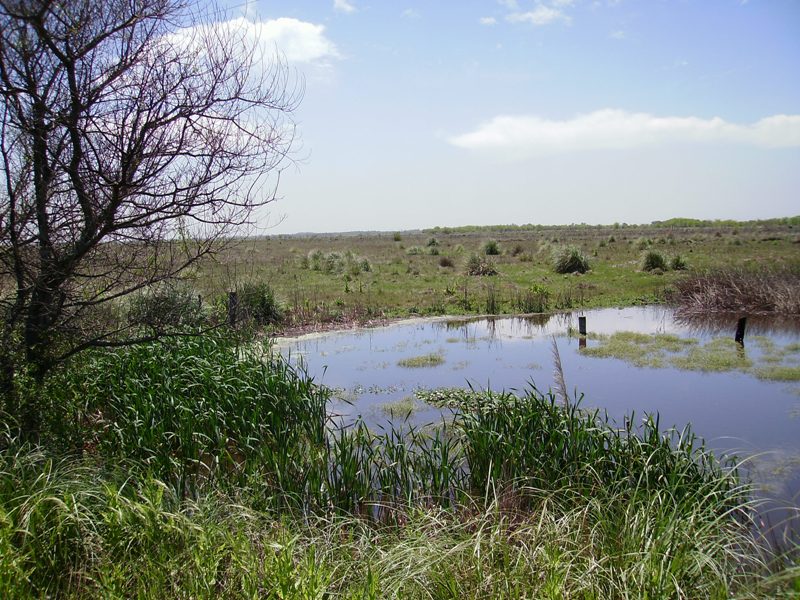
[276,307,800,512]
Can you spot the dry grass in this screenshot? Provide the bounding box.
[672,267,800,315]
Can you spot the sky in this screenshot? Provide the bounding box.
[215,0,800,234]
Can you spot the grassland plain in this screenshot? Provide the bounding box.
[199,219,800,329]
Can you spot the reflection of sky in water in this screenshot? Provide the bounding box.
[276,307,800,513]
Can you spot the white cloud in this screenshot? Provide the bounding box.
[402,8,421,19]
[334,0,356,13]
[480,16,498,26]
[552,0,575,6]
[174,17,339,65]
[497,0,519,8]
[610,29,625,39]
[506,6,570,26]
[448,110,800,156]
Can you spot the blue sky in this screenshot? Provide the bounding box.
[217,0,799,233]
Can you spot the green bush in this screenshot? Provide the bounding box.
[127,283,204,330]
[642,250,668,272]
[670,254,688,270]
[483,239,500,255]
[237,281,283,326]
[552,246,590,274]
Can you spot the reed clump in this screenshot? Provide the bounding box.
[672,266,800,315]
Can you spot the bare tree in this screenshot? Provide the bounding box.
[0,0,299,430]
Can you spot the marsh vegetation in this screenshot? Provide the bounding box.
[2,332,797,597]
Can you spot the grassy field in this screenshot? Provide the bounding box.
[199,219,800,328]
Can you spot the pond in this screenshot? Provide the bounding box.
[276,306,800,532]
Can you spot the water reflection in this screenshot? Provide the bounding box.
[277,306,800,530]
[674,311,800,338]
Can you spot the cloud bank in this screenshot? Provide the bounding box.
[175,17,339,65]
[333,0,356,14]
[506,6,570,26]
[449,110,800,156]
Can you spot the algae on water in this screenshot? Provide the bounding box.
[377,396,420,418]
[398,352,446,368]
[670,338,752,372]
[579,330,800,378]
[578,331,697,368]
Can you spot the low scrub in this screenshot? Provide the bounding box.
[465,254,498,276]
[306,249,371,275]
[552,246,590,274]
[672,267,800,315]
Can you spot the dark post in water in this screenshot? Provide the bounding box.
[735,316,747,345]
[578,316,587,336]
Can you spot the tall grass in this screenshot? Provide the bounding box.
[0,438,793,598]
[44,334,328,501]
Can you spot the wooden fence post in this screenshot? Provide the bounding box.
[735,317,747,345]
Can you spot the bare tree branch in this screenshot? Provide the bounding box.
[0,0,299,405]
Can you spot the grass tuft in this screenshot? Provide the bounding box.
[398,353,446,368]
[552,246,590,274]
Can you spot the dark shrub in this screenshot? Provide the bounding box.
[128,283,203,330]
[483,240,500,255]
[237,282,283,326]
[642,251,668,272]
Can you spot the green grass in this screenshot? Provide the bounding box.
[398,352,446,368]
